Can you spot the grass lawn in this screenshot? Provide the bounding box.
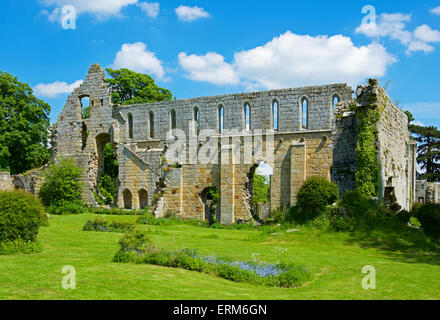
[0,214,439,300]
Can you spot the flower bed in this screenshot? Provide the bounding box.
[113,231,312,288]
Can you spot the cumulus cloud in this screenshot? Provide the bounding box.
[355,12,440,54]
[40,0,138,19]
[137,2,159,18]
[111,42,166,79]
[431,6,440,15]
[179,31,396,90]
[414,24,440,43]
[178,52,239,85]
[175,5,210,22]
[33,80,83,98]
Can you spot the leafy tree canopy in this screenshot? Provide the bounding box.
[252,174,270,204]
[105,68,172,105]
[405,110,440,182]
[0,71,51,174]
[39,157,83,207]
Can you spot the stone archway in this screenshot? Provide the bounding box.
[138,188,148,209]
[95,133,111,179]
[200,187,219,223]
[122,188,132,209]
[244,162,273,219]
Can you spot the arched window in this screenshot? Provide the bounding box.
[149,111,154,139]
[138,189,148,209]
[218,105,224,134]
[170,109,177,135]
[332,95,340,109]
[194,107,200,135]
[122,189,132,209]
[301,98,308,129]
[272,100,279,131]
[128,113,133,139]
[244,103,251,132]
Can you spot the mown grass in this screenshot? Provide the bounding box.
[0,213,440,300]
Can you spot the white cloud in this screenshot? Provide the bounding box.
[137,2,159,18]
[355,12,440,54]
[111,42,166,79]
[178,52,239,85]
[356,13,413,44]
[407,41,434,54]
[431,6,440,15]
[179,31,395,89]
[40,0,138,19]
[414,24,440,43]
[234,32,396,89]
[175,5,210,22]
[33,80,83,98]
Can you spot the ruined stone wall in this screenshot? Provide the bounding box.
[416,180,440,204]
[52,64,416,223]
[0,172,12,191]
[53,64,114,204]
[355,81,415,210]
[115,84,352,142]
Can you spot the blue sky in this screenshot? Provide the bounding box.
[0,0,439,127]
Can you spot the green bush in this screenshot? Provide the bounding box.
[0,191,46,243]
[412,203,440,240]
[46,201,88,215]
[91,207,149,216]
[297,177,339,212]
[287,206,322,225]
[338,190,382,217]
[83,217,135,233]
[39,157,83,208]
[113,230,154,263]
[0,239,43,255]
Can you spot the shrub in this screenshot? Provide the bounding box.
[297,177,339,212]
[83,217,135,233]
[91,207,149,216]
[0,239,43,255]
[46,201,88,215]
[0,191,46,243]
[287,206,322,225]
[39,157,83,208]
[113,230,153,263]
[412,203,440,240]
[338,190,381,217]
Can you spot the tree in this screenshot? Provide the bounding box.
[0,71,51,174]
[252,174,270,204]
[406,110,440,182]
[105,68,172,105]
[39,157,83,207]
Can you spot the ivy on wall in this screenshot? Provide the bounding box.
[354,103,382,198]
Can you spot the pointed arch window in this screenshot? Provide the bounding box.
[218,105,224,134]
[244,103,251,132]
[170,109,177,135]
[149,111,154,139]
[128,113,133,139]
[272,100,279,131]
[332,95,340,109]
[301,98,308,129]
[194,107,200,135]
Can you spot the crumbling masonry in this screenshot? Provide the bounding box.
[28,64,419,223]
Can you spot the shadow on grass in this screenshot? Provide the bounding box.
[344,228,440,266]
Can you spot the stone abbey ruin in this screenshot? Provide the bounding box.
[1,64,425,224]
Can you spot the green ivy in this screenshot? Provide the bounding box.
[355,105,382,198]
